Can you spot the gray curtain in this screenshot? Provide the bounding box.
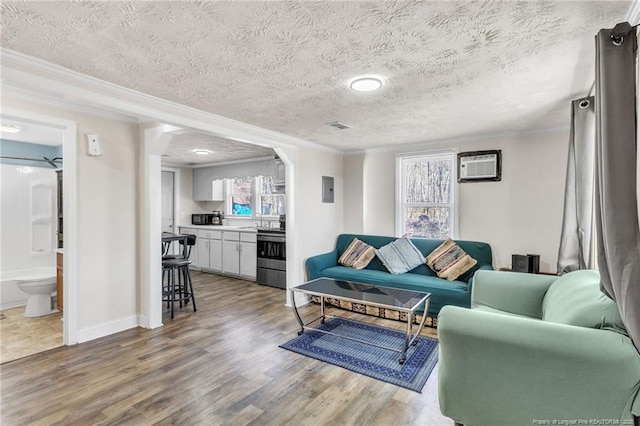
[557,97,596,275]
[594,23,640,353]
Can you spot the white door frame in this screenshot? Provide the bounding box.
[1,109,78,345]
[161,167,181,235]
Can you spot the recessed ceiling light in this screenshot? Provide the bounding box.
[0,124,22,133]
[350,77,383,92]
[193,149,212,155]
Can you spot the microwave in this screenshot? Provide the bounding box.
[192,213,224,225]
[192,214,213,225]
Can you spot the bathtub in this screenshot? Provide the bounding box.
[1,267,57,310]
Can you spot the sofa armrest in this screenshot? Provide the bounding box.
[465,264,494,294]
[438,306,640,425]
[471,270,557,318]
[305,250,339,280]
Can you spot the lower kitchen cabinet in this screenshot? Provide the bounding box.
[240,240,257,278]
[180,227,256,281]
[196,229,222,272]
[178,227,200,267]
[222,231,256,280]
[222,240,240,275]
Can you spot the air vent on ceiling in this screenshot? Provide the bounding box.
[327,121,352,130]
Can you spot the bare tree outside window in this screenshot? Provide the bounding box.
[259,176,285,216]
[231,176,253,216]
[400,153,455,238]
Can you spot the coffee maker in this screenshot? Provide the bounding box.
[211,211,224,225]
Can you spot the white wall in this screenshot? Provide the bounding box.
[291,146,344,285]
[347,129,569,273]
[343,154,364,234]
[3,96,139,336]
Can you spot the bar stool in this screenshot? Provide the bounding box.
[162,235,197,319]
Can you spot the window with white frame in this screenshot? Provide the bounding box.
[397,151,456,238]
[258,176,285,216]
[225,175,285,218]
[229,176,254,216]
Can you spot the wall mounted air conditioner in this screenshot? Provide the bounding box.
[457,150,502,183]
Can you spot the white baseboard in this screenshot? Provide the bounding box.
[138,314,163,329]
[76,315,139,343]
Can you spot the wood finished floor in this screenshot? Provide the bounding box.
[0,271,448,426]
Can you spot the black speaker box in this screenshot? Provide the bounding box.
[512,254,540,273]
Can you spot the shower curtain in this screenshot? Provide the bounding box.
[557,96,595,274]
[594,23,640,353]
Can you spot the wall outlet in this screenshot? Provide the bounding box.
[87,134,102,157]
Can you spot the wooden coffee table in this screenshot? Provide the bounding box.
[290,278,431,364]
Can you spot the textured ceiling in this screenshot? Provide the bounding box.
[163,132,274,166]
[0,118,64,146]
[0,1,633,153]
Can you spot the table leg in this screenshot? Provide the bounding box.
[400,312,413,364]
[320,296,325,324]
[412,299,430,346]
[291,290,304,335]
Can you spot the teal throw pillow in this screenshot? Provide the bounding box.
[375,235,425,274]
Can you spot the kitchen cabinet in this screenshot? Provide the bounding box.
[222,232,240,275]
[274,157,285,186]
[222,231,257,280]
[195,229,222,272]
[56,252,63,312]
[273,157,285,193]
[240,233,257,278]
[178,227,199,266]
[193,168,224,201]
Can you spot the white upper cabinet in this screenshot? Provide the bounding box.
[193,167,224,201]
[274,157,285,186]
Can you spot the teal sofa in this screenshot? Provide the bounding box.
[438,269,640,426]
[305,234,493,319]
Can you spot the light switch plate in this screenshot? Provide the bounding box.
[87,134,102,157]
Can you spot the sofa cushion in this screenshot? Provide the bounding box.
[542,270,626,334]
[319,265,470,316]
[375,235,425,274]
[426,239,478,281]
[338,237,376,269]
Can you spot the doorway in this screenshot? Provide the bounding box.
[0,110,78,349]
[161,170,175,234]
[0,117,67,362]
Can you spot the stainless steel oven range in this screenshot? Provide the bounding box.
[256,228,286,289]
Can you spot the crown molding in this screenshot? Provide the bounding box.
[191,155,275,168]
[3,85,141,125]
[0,48,341,154]
[344,125,569,156]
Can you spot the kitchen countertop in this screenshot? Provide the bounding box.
[178,225,259,232]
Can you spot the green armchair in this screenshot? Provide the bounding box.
[437,269,640,426]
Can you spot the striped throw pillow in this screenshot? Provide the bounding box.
[375,235,425,274]
[426,239,477,281]
[339,238,376,269]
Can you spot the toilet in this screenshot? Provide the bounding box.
[15,273,57,317]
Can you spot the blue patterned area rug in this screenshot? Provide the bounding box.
[280,317,438,393]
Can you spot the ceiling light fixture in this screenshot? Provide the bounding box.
[350,77,383,92]
[0,124,23,133]
[193,149,212,155]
